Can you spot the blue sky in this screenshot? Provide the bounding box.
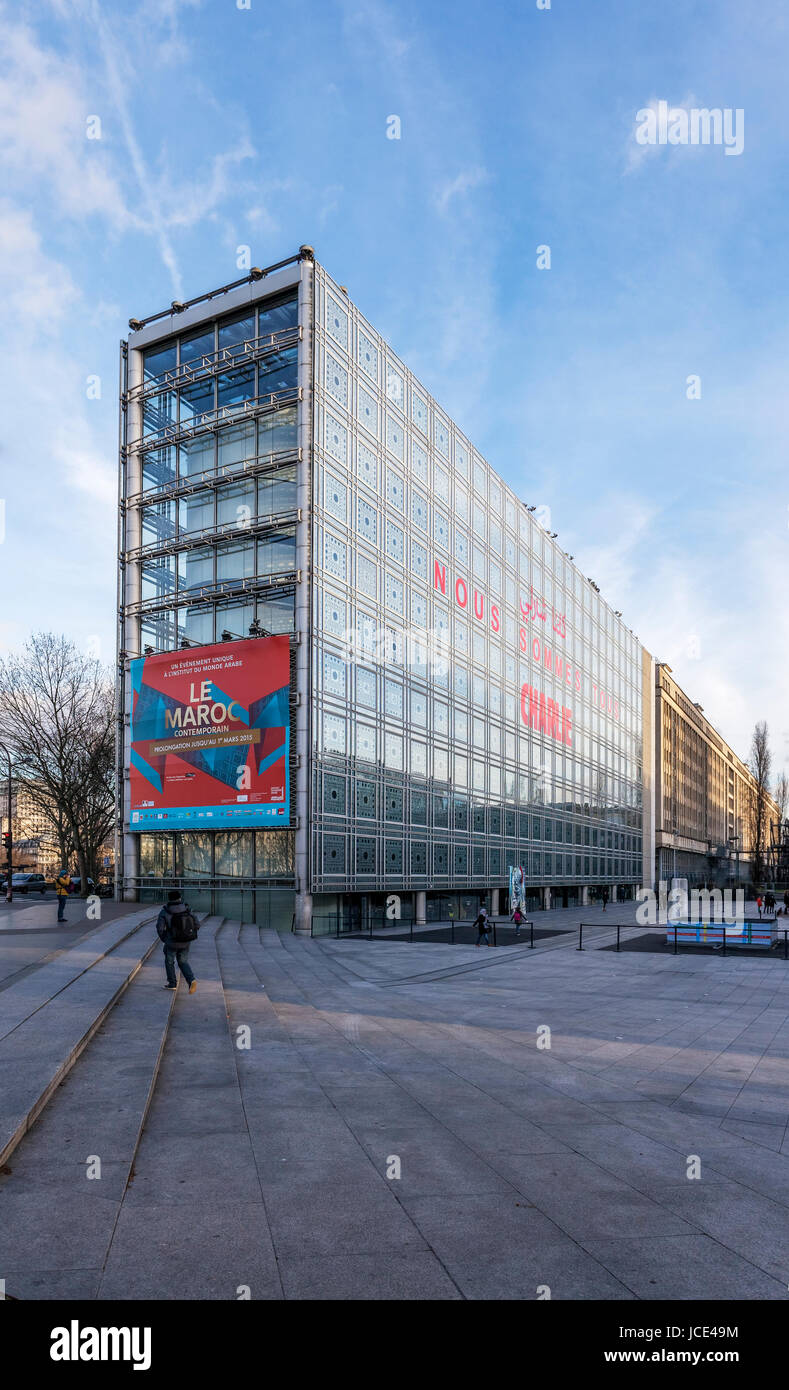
[1,0,787,773]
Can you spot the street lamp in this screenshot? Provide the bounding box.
[0,741,13,902]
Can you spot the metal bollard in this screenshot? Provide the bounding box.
[529,920,534,949]
[616,925,621,953]
[673,925,678,955]
[577,923,584,951]
[722,926,726,957]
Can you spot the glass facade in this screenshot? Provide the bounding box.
[133,296,299,654]
[310,264,645,908]
[121,255,648,928]
[122,289,300,919]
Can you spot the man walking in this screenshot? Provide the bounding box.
[601,886,609,912]
[474,906,491,947]
[156,889,199,992]
[55,867,71,923]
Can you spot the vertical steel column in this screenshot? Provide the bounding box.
[293,249,314,935]
[120,338,143,900]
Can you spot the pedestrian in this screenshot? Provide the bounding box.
[156,890,199,992]
[474,907,491,947]
[756,894,763,919]
[511,906,524,938]
[784,890,789,915]
[55,866,71,923]
[601,886,609,912]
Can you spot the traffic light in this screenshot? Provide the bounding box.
[2,831,11,852]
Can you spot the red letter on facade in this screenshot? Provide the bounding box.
[455,577,468,608]
[520,683,530,726]
[491,603,500,633]
[434,561,446,594]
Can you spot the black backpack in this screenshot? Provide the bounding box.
[166,904,199,944]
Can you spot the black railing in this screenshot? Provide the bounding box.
[575,921,789,958]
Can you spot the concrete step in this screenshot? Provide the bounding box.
[0,909,158,1043]
[0,953,176,1299]
[0,912,168,1168]
[95,918,283,1299]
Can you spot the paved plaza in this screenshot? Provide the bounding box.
[2,901,789,1300]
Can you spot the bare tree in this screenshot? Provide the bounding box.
[0,634,115,894]
[774,770,789,825]
[748,720,772,887]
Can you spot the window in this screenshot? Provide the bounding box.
[217,540,255,585]
[218,313,255,354]
[259,406,297,456]
[218,480,255,530]
[180,433,214,478]
[179,490,213,535]
[258,348,297,396]
[259,295,298,336]
[258,527,296,575]
[142,500,176,547]
[143,340,177,383]
[259,465,297,516]
[180,377,214,424]
[143,446,176,491]
[180,327,215,363]
[218,422,254,470]
[256,590,295,633]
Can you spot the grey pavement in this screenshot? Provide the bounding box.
[2,902,789,1299]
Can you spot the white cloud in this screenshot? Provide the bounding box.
[0,15,138,230]
[434,166,491,214]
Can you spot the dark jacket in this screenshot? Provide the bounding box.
[157,901,194,945]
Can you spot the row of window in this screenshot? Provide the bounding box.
[140,530,296,603]
[141,465,297,548]
[142,295,298,383]
[319,654,638,748]
[142,349,297,441]
[317,716,640,798]
[317,834,638,880]
[317,665,641,766]
[140,409,298,493]
[139,591,295,651]
[319,546,642,708]
[319,777,641,846]
[138,828,295,877]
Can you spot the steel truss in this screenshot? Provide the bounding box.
[126,325,301,405]
[126,446,302,510]
[131,387,300,455]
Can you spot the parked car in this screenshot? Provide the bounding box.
[4,873,48,895]
[69,875,95,896]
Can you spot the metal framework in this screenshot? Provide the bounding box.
[134,387,301,454]
[126,446,302,509]
[126,326,301,405]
